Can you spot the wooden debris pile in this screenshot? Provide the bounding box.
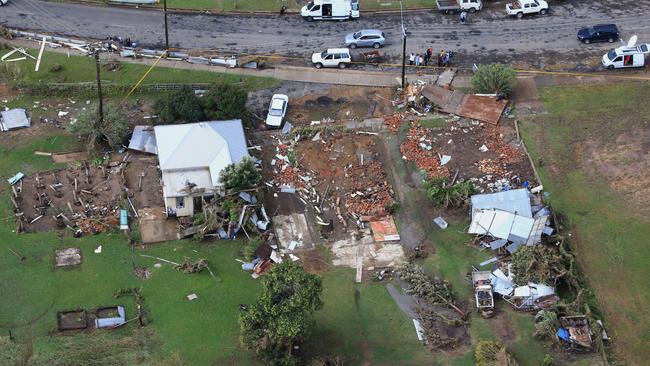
[174,257,208,273]
[400,123,450,179]
[12,156,131,234]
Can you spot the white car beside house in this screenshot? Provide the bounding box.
[311,48,352,69]
[265,94,289,128]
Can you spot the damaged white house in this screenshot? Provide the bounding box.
[154,120,248,217]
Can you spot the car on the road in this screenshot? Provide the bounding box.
[577,24,620,44]
[506,0,548,18]
[344,29,385,49]
[265,94,289,128]
[0,0,9,6]
[311,48,352,69]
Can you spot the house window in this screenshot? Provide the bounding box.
[176,197,185,209]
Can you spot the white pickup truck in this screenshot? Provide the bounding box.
[436,0,482,14]
[506,0,548,18]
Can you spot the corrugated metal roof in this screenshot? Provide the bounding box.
[469,209,547,245]
[471,189,532,219]
[128,125,157,154]
[0,109,31,131]
[154,120,248,196]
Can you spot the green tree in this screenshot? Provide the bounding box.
[471,63,516,96]
[240,262,323,365]
[67,103,130,151]
[422,178,475,208]
[219,156,261,191]
[154,86,205,124]
[203,83,248,120]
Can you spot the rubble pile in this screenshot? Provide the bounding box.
[344,161,395,216]
[485,125,525,164]
[477,159,508,176]
[400,124,450,179]
[270,142,306,189]
[384,114,405,134]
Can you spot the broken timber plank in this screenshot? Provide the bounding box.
[35,37,46,72]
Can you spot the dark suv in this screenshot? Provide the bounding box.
[577,24,620,44]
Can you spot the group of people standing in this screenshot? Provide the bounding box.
[408,48,453,67]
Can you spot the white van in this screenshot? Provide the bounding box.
[311,48,352,69]
[602,36,649,70]
[301,0,360,21]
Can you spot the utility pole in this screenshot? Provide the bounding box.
[163,0,170,51]
[94,49,104,127]
[401,29,407,89]
[400,2,407,89]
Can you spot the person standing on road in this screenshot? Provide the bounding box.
[415,54,421,67]
[423,50,430,66]
[419,54,424,67]
[409,53,415,65]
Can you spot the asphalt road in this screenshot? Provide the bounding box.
[3,0,650,68]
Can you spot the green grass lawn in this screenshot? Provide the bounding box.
[0,43,279,92]
[305,267,436,365]
[519,82,650,365]
[418,117,448,129]
[0,132,437,364]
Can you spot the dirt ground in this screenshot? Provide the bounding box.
[15,151,162,233]
[248,84,396,129]
[57,310,88,331]
[409,116,537,193]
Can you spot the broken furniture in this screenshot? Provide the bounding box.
[472,271,494,313]
[557,315,593,350]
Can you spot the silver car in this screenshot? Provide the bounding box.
[344,29,386,49]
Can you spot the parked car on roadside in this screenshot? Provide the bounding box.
[437,0,482,14]
[602,35,650,70]
[577,24,620,44]
[506,0,548,18]
[344,29,385,49]
[311,48,352,69]
[265,94,289,128]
